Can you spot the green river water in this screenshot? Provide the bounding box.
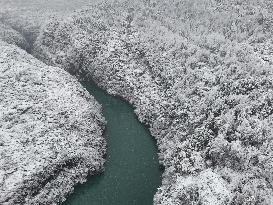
[64,81,162,205]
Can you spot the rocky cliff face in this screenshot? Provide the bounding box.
[32,1,273,204]
[0,40,106,205]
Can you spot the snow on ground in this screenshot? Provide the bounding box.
[0,40,106,204]
[33,1,273,204]
[1,0,273,204]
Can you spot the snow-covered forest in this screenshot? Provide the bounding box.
[1,0,273,204]
[0,1,106,204]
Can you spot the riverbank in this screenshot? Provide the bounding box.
[1,0,273,204]
[33,1,273,204]
[0,40,106,204]
[64,80,161,205]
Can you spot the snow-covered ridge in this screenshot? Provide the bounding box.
[32,1,273,204]
[1,0,273,204]
[0,39,106,204]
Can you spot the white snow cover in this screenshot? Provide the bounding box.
[2,0,273,204]
[0,40,106,204]
[32,1,273,204]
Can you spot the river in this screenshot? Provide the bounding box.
[63,81,162,205]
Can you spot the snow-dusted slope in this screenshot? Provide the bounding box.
[0,40,106,204]
[0,0,102,52]
[1,0,273,204]
[0,22,30,51]
[33,1,273,204]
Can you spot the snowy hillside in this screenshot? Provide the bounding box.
[0,40,105,204]
[1,0,273,204]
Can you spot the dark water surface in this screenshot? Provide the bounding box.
[64,81,162,205]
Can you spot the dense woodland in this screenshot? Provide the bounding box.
[0,22,106,205]
[1,0,273,204]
